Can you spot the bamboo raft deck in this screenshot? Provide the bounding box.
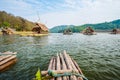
[0,51,17,72]
[41,50,86,80]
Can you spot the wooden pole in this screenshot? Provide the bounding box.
[50,57,55,80]
[59,53,69,80]
[63,50,77,80]
[67,54,83,80]
[48,57,54,70]
[56,54,62,80]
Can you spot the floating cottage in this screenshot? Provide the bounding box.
[63,29,73,35]
[1,28,14,35]
[34,50,88,80]
[111,28,120,34]
[32,23,48,34]
[0,51,17,72]
[82,27,96,35]
[19,22,49,36]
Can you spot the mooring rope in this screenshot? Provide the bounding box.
[48,70,88,80]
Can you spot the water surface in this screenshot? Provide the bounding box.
[0,33,120,80]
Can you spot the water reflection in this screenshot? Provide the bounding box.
[0,35,16,45]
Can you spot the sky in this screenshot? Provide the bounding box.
[0,0,120,28]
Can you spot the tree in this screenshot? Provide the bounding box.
[2,21,10,28]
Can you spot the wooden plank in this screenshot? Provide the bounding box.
[0,58,17,72]
[0,55,16,65]
[2,52,17,55]
[0,55,12,61]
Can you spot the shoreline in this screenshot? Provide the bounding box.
[0,31,49,37]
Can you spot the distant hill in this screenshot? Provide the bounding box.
[50,25,74,33]
[50,19,120,33]
[0,11,34,31]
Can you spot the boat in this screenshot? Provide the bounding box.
[34,50,88,80]
[63,29,73,35]
[0,51,17,72]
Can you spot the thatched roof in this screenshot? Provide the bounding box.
[82,27,96,35]
[1,28,14,35]
[111,28,120,34]
[35,23,48,31]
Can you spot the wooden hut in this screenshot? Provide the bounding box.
[1,28,14,35]
[34,50,88,80]
[82,27,96,35]
[0,51,17,72]
[63,29,73,35]
[32,23,48,34]
[111,28,120,34]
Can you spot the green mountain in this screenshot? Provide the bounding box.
[50,19,120,33]
[0,11,34,31]
[50,25,74,33]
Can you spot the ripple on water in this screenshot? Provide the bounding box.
[0,33,120,80]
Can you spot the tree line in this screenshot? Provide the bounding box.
[50,19,120,33]
[0,11,35,31]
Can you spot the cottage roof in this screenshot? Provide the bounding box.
[35,22,48,31]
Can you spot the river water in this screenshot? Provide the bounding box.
[0,33,120,80]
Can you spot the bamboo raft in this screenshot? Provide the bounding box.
[0,51,17,72]
[40,50,87,80]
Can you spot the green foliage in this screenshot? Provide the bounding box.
[0,11,34,31]
[2,21,10,28]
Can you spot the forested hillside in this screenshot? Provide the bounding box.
[0,11,34,31]
[50,19,120,33]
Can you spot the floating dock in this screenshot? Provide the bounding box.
[0,51,17,72]
[39,50,87,80]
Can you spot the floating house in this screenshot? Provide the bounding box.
[32,23,48,34]
[1,28,14,35]
[111,28,120,34]
[82,27,96,35]
[63,29,73,35]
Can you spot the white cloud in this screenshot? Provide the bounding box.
[0,0,120,28]
[38,0,120,28]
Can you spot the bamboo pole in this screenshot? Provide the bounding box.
[67,54,83,80]
[56,54,62,80]
[50,57,56,80]
[63,50,77,80]
[48,57,54,70]
[59,53,69,80]
[72,59,83,75]
[72,59,83,80]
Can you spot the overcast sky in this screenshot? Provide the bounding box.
[0,0,120,28]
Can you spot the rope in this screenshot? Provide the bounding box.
[48,70,88,80]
